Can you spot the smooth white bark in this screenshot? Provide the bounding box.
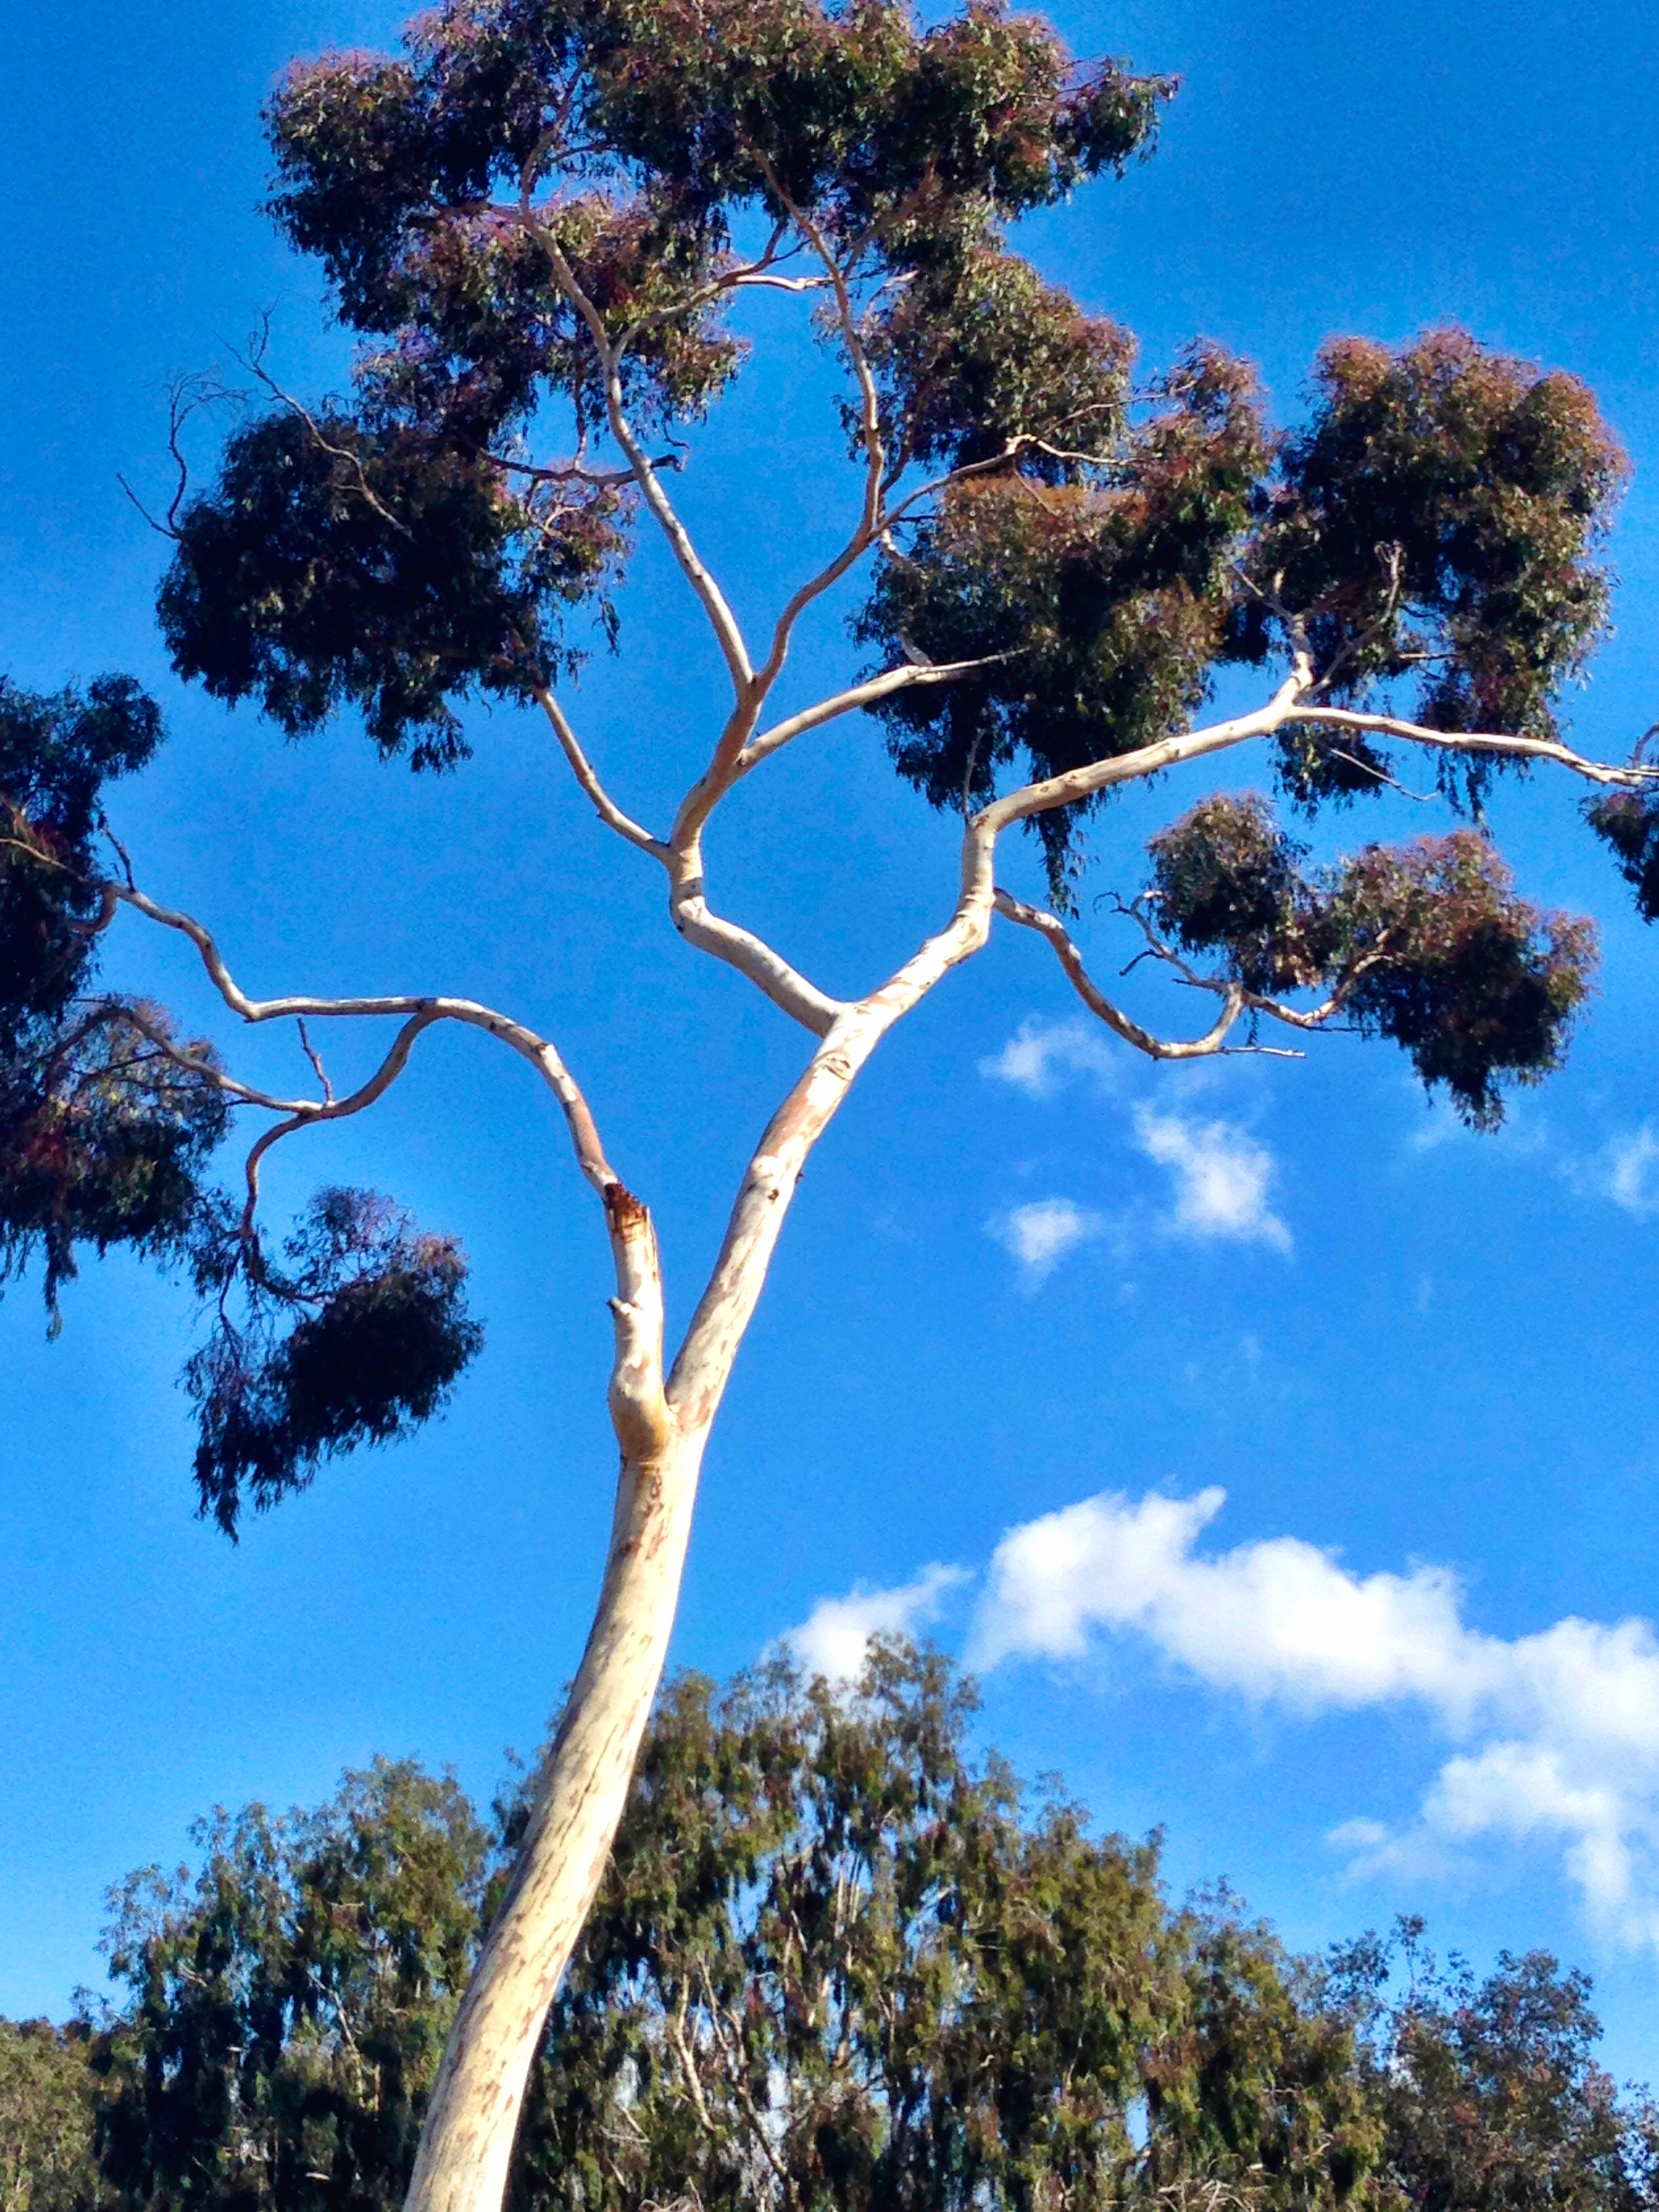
[405,1423,705,2212]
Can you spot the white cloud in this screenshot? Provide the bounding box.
[1589,1124,1659,1218]
[972,1487,1659,1948]
[980,1017,1116,1100]
[987,1197,1104,1286]
[779,1563,970,1685]
[1132,1106,1292,1253]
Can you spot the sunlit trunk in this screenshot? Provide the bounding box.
[405,1422,707,2212]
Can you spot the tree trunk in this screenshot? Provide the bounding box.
[404,1420,707,2212]
[403,909,998,2212]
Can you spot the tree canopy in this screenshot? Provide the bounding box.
[0,0,1647,1521]
[12,1650,1657,2212]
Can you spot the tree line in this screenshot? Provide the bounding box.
[3,1650,1653,2212]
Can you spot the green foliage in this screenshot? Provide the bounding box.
[161,409,626,766]
[0,1002,231,1328]
[513,1644,1375,2212]
[94,1760,490,2212]
[0,2019,111,2212]
[0,670,232,1326]
[0,675,161,1057]
[863,346,1269,901]
[1235,332,1624,804]
[11,1655,1656,2212]
[264,1,1166,322]
[0,668,481,1500]
[1331,1923,1659,2212]
[187,1189,485,1540]
[1585,788,1659,924]
[158,0,1171,762]
[1148,796,1594,1126]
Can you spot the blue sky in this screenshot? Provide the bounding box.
[5,0,1659,2085]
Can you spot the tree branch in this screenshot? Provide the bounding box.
[1282,705,1659,789]
[979,662,1316,834]
[529,682,668,855]
[112,884,619,1195]
[516,162,755,700]
[737,657,1010,775]
[238,1008,442,1246]
[663,854,848,1036]
[115,873,671,1453]
[734,168,886,705]
[991,892,1289,1060]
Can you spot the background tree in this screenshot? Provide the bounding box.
[514,1646,1376,2212]
[2,0,1656,2207]
[0,2019,110,2212]
[28,1653,1659,2212]
[91,1762,489,2212]
[1330,1923,1659,2212]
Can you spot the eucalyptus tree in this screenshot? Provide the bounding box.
[517,1647,1378,2212]
[91,1763,489,2212]
[0,2018,108,2212]
[84,1651,1381,2212]
[3,0,1655,2207]
[1328,1924,1659,2212]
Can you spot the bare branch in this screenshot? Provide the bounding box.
[1107,888,1392,1033]
[1284,705,1659,789]
[738,657,1012,774]
[515,162,754,698]
[743,164,886,685]
[114,1006,322,1115]
[523,674,841,1029]
[112,884,620,1195]
[992,891,1296,1060]
[116,368,239,541]
[237,1008,441,1249]
[296,1017,334,1103]
[530,682,668,855]
[980,662,1316,835]
[664,853,848,1036]
[730,271,829,293]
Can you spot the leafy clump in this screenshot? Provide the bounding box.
[188,1187,485,1538]
[1585,788,1659,922]
[0,673,163,1055]
[1148,792,1332,994]
[1332,838,1595,1131]
[1237,329,1626,808]
[1149,796,1595,1127]
[161,408,628,766]
[869,323,1624,886]
[864,346,1268,903]
[0,1004,230,1328]
[0,672,235,1326]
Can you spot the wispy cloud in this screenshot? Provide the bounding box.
[1576,1123,1659,1218]
[987,1196,1105,1287]
[1132,1106,1292,1253]
[971,1487,1659,1948]
[980,1017,1115,1100]
[778,1563,970,1685]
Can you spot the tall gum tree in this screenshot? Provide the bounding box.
[3,3,1658,2209]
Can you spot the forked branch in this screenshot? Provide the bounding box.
[110,872,672,1453]
[991,891,1283,1060]
[514,160,755,699]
